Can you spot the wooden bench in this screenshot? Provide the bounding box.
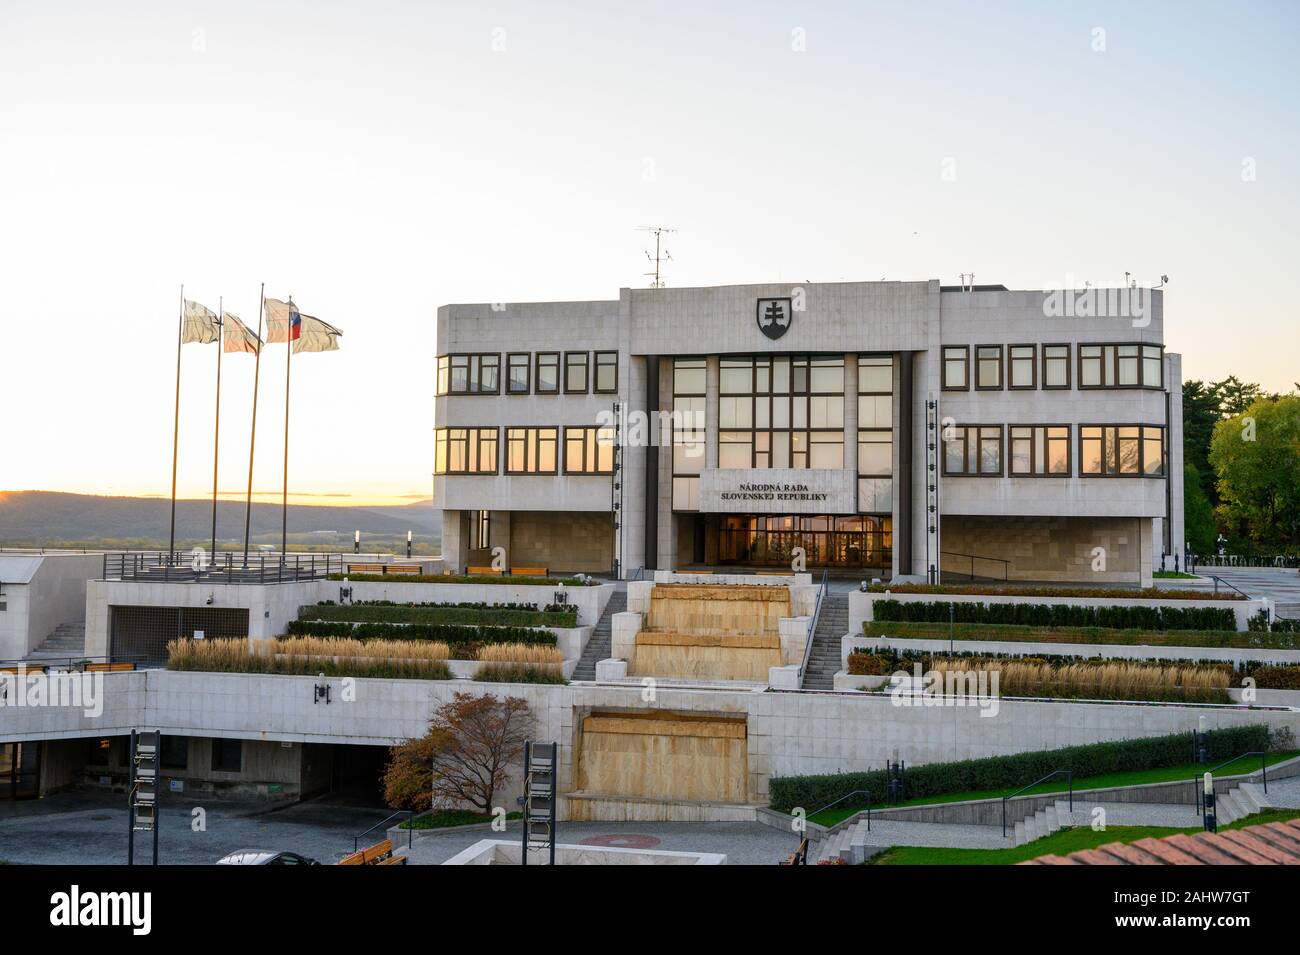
[376,854,407,865]
[756,571,790,576]
[347,563,386,575]
[0,665,45,675]
[510,566,548,577]
[85,662,135,673]
[383,564,422,575]
[335,838,398,866]
[467,565,503,576]
[672,569,710,574]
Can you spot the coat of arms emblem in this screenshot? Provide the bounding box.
[756,298,793,340]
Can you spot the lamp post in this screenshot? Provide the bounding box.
[407,530,413,559]
[1202,772,1217,832]
[354,530,360,555]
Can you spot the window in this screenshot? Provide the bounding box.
[942,346,969,390]
[943,425,1003,476]
[564,426,616,474]
[1008,345,1036,389]
[594,351,618,393]
[1042,344,1070,389]
[470,510,490,548]
[211,738,242,773]
[506,353,530,394]
[672,358,706,511]
[716,355,845,470]
[1079,344,1164,389]
[434,428,498,474]
[535,353,560,393]
[857,431,892,475]
[1079,425,1165,476]
[564,352,588,393]
[505,427,558,474]
[856,354,893,512]
[975,345,1003,390]
[1008,425,1071,476]
[436,354,499,394]
[160,736,188,770]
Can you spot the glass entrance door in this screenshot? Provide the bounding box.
[0,742,40,799]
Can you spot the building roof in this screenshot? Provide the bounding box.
[1021,818,1300,865]
[0,555,44,584]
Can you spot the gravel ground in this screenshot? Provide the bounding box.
[0,792,396,865]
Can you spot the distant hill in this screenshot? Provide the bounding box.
[0,491,440,551]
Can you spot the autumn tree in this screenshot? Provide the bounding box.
[384,692,533,813]
[1208,395,1300,550]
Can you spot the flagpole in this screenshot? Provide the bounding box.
[169,284,184,564]
[211,297,223,560]
[243,284,265,566]
[281,302,292,560]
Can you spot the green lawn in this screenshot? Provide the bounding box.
[869,809,1300,865]
[807,751,1297,827]
[1154,571,1199,579]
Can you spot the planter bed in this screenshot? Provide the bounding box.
[299,603,578,628]
[861,621,1300,650]
[329,573,593,586]
[866,583,1247,600]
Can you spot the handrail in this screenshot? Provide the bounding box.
[940,551,1010,582]
[797,569,830,686]
[1002,769,1072,838]
[353,810,414,852]
[1205,574,1252,600]
[1193,751,1269,814]
[801,788,872,834]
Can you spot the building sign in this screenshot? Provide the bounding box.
[699,468,856,514]
[755,298,793,340]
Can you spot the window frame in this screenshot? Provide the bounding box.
[534,352,560,394]
[1077,343,1165,390]
[943,424,1004,477]
[563,351,589,394]
[593,351,618,394]
[434,427,499,475]
[506,352,531,394]
[1007,424,1073,477]
[1041,343,1072,390]
[1007,344,1037,390]
[436,353,501,396]
[563,425,616,475]
[974,344,1004,391]
[503,426,559,475]
[1078,423,1166,477]
[941,345,970,391]
[211,738,242,773]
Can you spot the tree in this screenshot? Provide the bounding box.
[384,692,533,813]
[1208,395,1300,551]
[1182,463,1217,554]
[1212,375,1265,417]
[1182,380,1222,504]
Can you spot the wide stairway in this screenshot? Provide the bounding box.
[571,590,626,681]
[24,621,86,662]
[801,592,848,690]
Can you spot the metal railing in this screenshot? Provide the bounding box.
[353,810,414,852]
[1002,769,1072,838]
[1205,574,1252,600]
[804,788,873,837]
[1191,553,1300,569]
[797,569,830,686]
[1193,752,1269,814]
[941,551,1010,582]
[102,551,344,584]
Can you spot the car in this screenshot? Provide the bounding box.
[215,849,319,865]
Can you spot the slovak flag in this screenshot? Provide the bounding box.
[264,298,302,344]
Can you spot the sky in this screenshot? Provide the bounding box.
[1,0,1297,506]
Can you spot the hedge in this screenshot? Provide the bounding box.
[860,620,1299,649]
[872,599,1237,631]
[326,573,594,586]
[299,603,578,628]
[285,619,557,647]
[867,583,1246,601]
[767,725,1278,814]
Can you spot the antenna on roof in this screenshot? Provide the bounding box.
[637,226,676,288]
[959,272,975,292]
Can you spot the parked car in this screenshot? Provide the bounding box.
[215,849,319,865]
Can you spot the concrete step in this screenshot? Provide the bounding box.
[1237,782,1270,813]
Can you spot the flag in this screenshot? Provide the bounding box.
[264,298,301,344]
[223,313,262,354]
[182,300,220,344]
[293,315,342,353]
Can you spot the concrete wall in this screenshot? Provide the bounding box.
[941,515,1153,585]
[0,554,102,659]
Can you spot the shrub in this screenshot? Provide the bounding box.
[872,599,1237,631]
[846,652,893,676]
[299,603,578,628]
[767,725,1276,814]
[867,583,1245,601]
[473,643,566,684]
[165,638,452,681]
[285,619,557,647]
[1243,664,1300,690]
[860,620,1300,649]
[1249,610,1300,634]
[328,573,594,586]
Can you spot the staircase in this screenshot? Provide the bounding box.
[801,592,847,690]
[570,590,626,681]
[24,622,86,662]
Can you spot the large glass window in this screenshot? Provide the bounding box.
[435,427,499,474]
[1079,425,1165,476]
[717,514,892,572]
[564,426,615,474]
[856,355,893,512]
[943,425,1002,476]
[1079,344,1163,389]
[504,427,558,474]
[672,358,706,510]
[1008,425,1071,476]
[436,354,500,395]
[718,355,845,470]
